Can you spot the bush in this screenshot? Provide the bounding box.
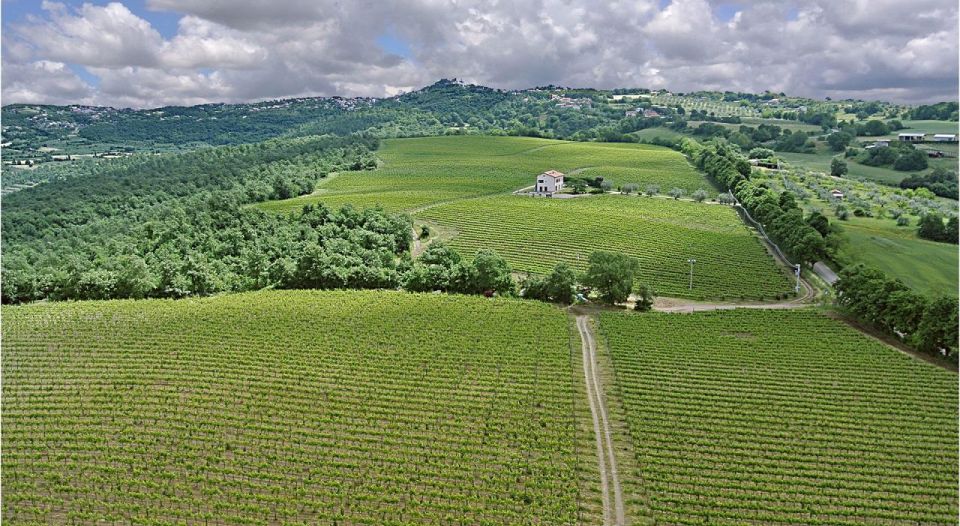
[634,284,655,311]
[893,149,928,171]
[645,184,660,196]
[622,183,639,195]
[692,188,708,202]
[896,215,910,226]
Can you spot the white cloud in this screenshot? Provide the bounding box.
[0,59,94,105]
[2,0,957,108]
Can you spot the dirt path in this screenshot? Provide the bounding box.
[576,315,625,525]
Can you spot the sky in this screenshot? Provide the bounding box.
[2,0,957,108]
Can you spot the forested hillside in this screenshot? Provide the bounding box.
[0,135,419,303]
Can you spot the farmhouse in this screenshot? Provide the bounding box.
[932,134,957,142]
[643,109,661,118]
[898,132,925,142]
[535,170,565,195]
[625,109,639,117]
[830,189,845,199]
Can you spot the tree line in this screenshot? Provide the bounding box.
[836,265,957,359]
[680,138,837,266]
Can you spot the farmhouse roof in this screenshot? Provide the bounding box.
[933,134,956,139]
[898,132,925,137]
[541,170,564,179]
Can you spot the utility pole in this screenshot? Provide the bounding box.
[794,264,801,294]
[688,258,696,290]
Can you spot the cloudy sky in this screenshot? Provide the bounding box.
[2,0,957,108]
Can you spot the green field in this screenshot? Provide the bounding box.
[835,216,959,296]
[418,194,793,299]
[781,141,959,186]
[2,290,579,524]
[601,309,959,525]
[256,135,712,213]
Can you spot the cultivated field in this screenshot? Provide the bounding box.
[601,309,959,525]
[257,135,712,213]
[419,194,794,299]
[2,290,579,525]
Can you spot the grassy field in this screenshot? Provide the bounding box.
[778,150,919,185]
[419,194,793,299]
[835,216,959,296]
[883,120,959,137]
[601,309,959,525]
[781,140,959,186]
[2,290,579,524]
[256,135,712,213]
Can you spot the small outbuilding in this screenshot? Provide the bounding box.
[898,132,926,142]
[535,170,565,195]
[933,134,957,142]
[830,189,845,199]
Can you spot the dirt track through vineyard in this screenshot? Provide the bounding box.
[577,315,625,525]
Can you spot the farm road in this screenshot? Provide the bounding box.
[576,315,625,526]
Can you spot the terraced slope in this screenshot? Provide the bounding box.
[419,194,793,299]
[2,290,578,525]
[601,309,959,525]
[257,135,711,213]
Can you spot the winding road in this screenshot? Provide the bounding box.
[576,315,625,526]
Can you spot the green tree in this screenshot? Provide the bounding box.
[544,262,577,304]
[918,213,947,241]
[582,251,640,305]
[471,249,515,296]
[748,147,775,159]
[860,119,890,136]
[913,296,960,357]
[633,284,655,311]
[893,149,928,171]
[830,158,848,177]
[668,187,685,200]
[692,188,708,202]
[826,131,853,151]
[806,211,830,237]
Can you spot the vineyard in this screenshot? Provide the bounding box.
[2,290,580,525]
[418,194,793,299]
[600,309,959,525]
[257,135,710,213]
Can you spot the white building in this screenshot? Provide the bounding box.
[898,132,926,142]
[830,189,845,199]
[535,170,564,195]
[933,134,957,142]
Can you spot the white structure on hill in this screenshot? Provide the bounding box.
[898,132,925,142]
[535,170,564,195]
[933,134,957,142]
